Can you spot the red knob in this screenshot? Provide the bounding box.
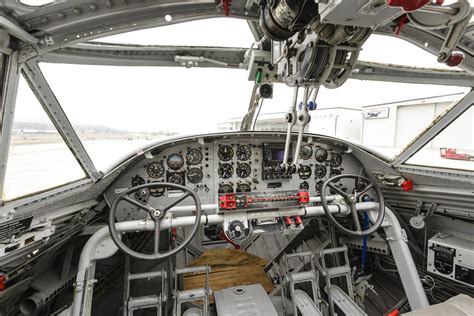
[445,52,465,67]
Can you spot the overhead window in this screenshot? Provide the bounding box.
[3,77,85,201]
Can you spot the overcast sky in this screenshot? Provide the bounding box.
[14,18,469,134]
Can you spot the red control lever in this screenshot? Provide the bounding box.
[388,0,430,11]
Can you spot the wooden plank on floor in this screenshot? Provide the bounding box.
[183,248,275,300]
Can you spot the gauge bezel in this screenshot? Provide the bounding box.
[218,184,234,194]
[315,147,328,162]
[236,183,252,193]
[300,144,313,160]
[236,145,252,161]
[218,163,234,179]
[236,162,252,178]
[330,153,343,167]
[218,145,234,161]
[167,153,184,170]
[146,161,165,179]
[298,165,312,180]
[186,148,203,165]
[187,167,204,184]
[314,164,327,179]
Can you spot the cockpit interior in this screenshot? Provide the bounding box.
[0,1,473,316]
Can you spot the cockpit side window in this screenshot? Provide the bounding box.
[405,105,474,171]
[2,77,85,201]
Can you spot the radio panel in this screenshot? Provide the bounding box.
[427,234,474,287]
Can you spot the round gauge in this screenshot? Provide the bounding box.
[298,165,312,180]
[218,184,233,194]
[236,145,252,161]
[186,148,203,165]
[187,167,203,184]
[146,162,165,178]
[300,145,313,160]
[227,220,249,241]
[218,145,234,161]
[314,164,327,179]
[236,162,251,178]
[315,180,324,192]
[149,183,165,197]
[218,163,233,179]
[315,148,328,162]
[167,153,184,170]
[236,183,251,193]
[131,175,145,187]
[330,169,341,176]
[168,172,185,185]
[330,153,342,167]
[299,181,309,190]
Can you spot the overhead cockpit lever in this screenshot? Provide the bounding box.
[281,86,315,173]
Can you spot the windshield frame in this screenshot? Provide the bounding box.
[2,15,474,205]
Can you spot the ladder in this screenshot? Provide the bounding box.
[317,245,366,316]
[123,255,167,316]
[173,265,211,316]
[281,251,323,316]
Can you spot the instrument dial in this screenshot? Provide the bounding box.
[146,162,165,178]
[315,148,328,162]
[330,153,342,167]
[167,153,184,170]
[227,220,249,241]
[218,145,234,161]
[236,162,251,178]
[167,172,185,185]
[131,175,145,187]
[330,169,341,176]
[298,165,312,180]
[314,164,327,179]
[299,181,309,190]
[300,145,313,160]
[186,167,203,184]
[186,149,203,165]
[236,145,252,161]
[149,182,165,197]
[236,183,251,193]
[218,163,233,179]
[218,184,233,194]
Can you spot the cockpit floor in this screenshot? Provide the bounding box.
[183,248,274,301]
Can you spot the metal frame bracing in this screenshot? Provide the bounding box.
[21,60,100,180]
[0,52,21,205]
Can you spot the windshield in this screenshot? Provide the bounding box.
[4,19,473,201]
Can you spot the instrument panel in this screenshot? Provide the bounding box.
[105,134,363,220]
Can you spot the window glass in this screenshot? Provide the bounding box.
[405,106,474,171]
[91,18,254,48]
[3,77,85,201]
[40,62,254,172]
[360,34,461,70]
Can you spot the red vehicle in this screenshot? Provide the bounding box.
[440,148,474,161]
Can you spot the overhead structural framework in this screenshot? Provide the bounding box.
[38,43,247,68]
[352,61,474,87]
[22,60,100,181]
[36,42,474,87]
[392,89,474,167]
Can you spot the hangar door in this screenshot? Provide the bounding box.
[395,104,434,147]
